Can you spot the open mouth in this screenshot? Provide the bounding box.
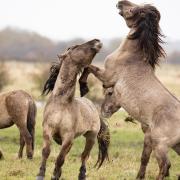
[116,3,123,16]
[117,7,123,16]
[118,9,123,16]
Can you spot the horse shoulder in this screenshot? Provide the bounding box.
[74,97,100,132]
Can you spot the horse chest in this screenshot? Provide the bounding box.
[115,79,141,120]
[115,78,154,124]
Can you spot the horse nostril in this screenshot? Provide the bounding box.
[94,39,100,42]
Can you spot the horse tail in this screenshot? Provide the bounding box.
[27,100,37,151]
[95,118,110,168]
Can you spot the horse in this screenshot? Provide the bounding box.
[0,90,36,159]
[101,87,172,179]
[36,39,110,180]
[79,1,180,179]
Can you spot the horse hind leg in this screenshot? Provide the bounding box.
[154,144,171,180]
[78,132,96,180]
[20,103,36,159]
[18,132,25,158]
[18,126,33,159]
[51,134,73,180]
[37,128,52,180]
[136,132,152,180]
[172,143,180,180]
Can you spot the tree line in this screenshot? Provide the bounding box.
[0,27,179,63]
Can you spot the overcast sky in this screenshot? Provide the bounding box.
[0,0,180,41]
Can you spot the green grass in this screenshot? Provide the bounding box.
[0,63,180,179]
[0,110,179,180]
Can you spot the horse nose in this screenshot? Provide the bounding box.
[93,39,100,43]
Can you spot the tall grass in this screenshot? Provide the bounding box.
[0,62,11,91]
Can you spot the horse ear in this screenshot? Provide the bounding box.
[57,54,66,61]
[124,7,136,19]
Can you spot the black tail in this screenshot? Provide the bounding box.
[95,118,110,168]
[27,100,37,151]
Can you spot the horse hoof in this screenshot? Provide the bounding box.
[178,175,180,180]
[27,155,33,159]
[78,178,86,180]
[136,175,145,180]
[78,174,86,180]
[51,176,59,180]
[36,176,44,180]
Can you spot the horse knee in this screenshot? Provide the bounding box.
[21,129,32,145]
[42,146,51,158]
[26,133,32,143]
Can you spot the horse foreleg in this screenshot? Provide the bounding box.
[51,136,73,180]
[37,129,52,180]
[154,144,170,180]
[79,65,106,97]
[78,132,96,180]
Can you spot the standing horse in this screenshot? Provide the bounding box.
[0,90,36,159]
[79,1,180,180]
[36,39,110,180]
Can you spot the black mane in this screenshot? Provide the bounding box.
[42,61,61,95]
[128,4,166,69]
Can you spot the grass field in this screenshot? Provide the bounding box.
[0,110,179,180]
[0,62,180,180]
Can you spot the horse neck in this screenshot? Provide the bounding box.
[119,35,139,53]
[117,31,146,65]
[52,61,79,103]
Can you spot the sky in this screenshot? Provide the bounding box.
[0,0,180,41]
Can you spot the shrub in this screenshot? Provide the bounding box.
[0,62,10,91]
[31,65,49,94]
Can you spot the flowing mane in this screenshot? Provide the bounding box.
[42,61,62,95]
[128,4,165,69]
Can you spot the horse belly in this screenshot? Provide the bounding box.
[0,116,13,129]
[0,102,13,129]
[75,98,100,135]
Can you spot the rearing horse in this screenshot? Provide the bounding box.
[37,39,110,180]
[79,1,180,180]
